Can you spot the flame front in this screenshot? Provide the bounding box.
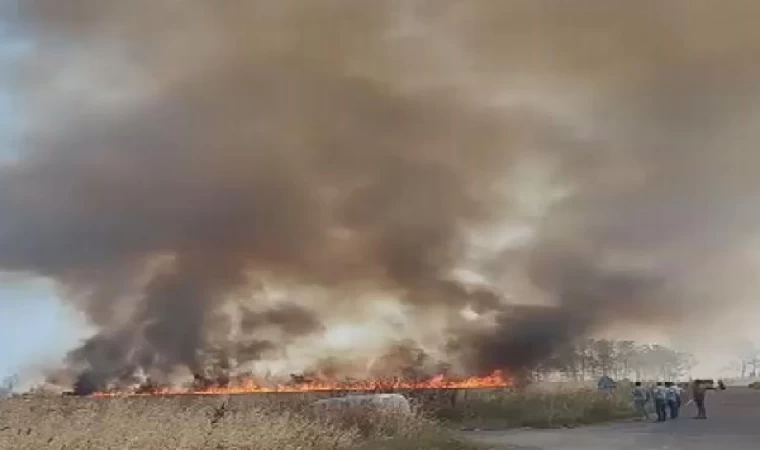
[91,371,512,397]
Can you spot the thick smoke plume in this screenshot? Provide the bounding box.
[3,1,760,389]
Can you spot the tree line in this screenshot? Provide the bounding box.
[726,340,760,379]
[530,339,697,382]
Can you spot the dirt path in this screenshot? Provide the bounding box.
[463,387,760,450]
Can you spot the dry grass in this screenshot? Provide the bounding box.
[431,387,637,429]
[0,386,637,448]
[0,394,480,450]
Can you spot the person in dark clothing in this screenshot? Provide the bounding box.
[691,379,708,419]
[665,382,679,419]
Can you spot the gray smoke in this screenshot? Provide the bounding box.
[3,1,760,388]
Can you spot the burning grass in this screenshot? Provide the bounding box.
[87,370,511,397]
[0,394,481,450]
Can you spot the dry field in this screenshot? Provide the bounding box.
[434,387,637,430]
[0,392,478,450]
[0,388,634,449]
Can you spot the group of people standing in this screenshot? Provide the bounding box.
[632,379,714,422]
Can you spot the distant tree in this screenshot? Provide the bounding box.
[679,353,698,379]
[578,338,598,381]
[737,340,760,378]
[542,339,694,383]
[618,344,694,381]
[591,339,616,377]
[614,340,637,379]
[553,342,583,381]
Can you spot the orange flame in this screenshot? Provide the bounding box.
[91,371,511,397]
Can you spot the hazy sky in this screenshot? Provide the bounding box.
[2,1,760,384]
[0,279,89,379]
[1,60,88,377]
[0,18,77,379]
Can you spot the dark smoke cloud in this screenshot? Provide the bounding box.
[3,1,760,385]
[241,304,323,337]
[453,254,668,372]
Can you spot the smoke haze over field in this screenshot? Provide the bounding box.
[3,1,760,389]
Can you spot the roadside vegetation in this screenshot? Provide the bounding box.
[431,386,637,429]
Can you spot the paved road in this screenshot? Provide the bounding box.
[465,388,760,450]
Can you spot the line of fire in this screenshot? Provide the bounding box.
[64,370,512,398]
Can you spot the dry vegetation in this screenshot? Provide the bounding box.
[0,387,635,449]
[430,387,637,430]
[0,394,478,450]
